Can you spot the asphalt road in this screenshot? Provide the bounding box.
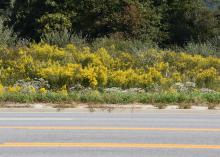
[0,110,220,157]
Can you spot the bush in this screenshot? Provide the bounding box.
[153,92,191,104]
[184,41,219,57]
[203,93,220,104]
[0,93,35,103]
[0,43,219,91]
[92,37,156,54]
[0,89,219,106]
[0,17,17,47]
[41,29,87,48]
[79,90,104,104]
[35,92,70,103]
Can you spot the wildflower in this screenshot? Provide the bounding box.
[39,88,47,94]
[8,86,21,93]
[0,84,4,95]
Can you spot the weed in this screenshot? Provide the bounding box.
[178,103,192,109]
[208,104,217,110]
[154,103,167,109]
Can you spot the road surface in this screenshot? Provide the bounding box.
[0,110,220,157]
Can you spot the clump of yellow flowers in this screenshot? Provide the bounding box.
[0,43,219,91]
[39,87,47,94]
[0,84,4,95]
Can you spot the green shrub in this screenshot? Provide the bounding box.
[0,17,17,47]
[0,89,219,106]
[153,93,188,104]
[41,29,87,48]
[203,93,220,104]
[92,37,156,54]
[35,92,70,103]
[104,92,140,104]
[184,40,219,57]
[78,90,104,104]
[0,93,35,103]
[136,93,152,104]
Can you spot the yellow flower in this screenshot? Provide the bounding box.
[58,85,68,95]
[196,67,218,87]
[29,86,36,93]
[0,43,219,91]
[80,67,98,88]
[39,88,47,94]
[8,86,21,93]
[0,84,4,95]
[171,72,182,82]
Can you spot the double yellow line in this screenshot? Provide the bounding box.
[1,126,220,149]
[1,142,220,149]
[1,126,220,132]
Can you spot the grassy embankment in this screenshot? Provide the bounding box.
[0,90,219,109]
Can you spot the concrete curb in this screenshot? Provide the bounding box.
[0,103,220,112]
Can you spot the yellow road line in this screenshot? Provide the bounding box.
[1,126,220,132]
[1,142,220,149]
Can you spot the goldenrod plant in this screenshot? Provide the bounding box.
[0,43,219,91]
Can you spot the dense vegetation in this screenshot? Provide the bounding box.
[0,0,219,48]
[0,43,219,106]
[0,0,219,105]
[0,43,219,90]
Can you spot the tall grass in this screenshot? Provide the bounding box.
[183,37,220,57]
[0,90,219,105]
[0,17,17,47]
[92,37,157,54]
[41,29,87,48]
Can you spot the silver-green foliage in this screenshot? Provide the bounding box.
[41,29,86,47]
[0,17,17,47]
[184,37,220,57]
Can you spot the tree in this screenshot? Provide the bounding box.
[9,0,58,40]
[160,0,220,46]
[9,0,162,42]
[70,0,161,42]
[0,0,14,16]
[7,0,219,47]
